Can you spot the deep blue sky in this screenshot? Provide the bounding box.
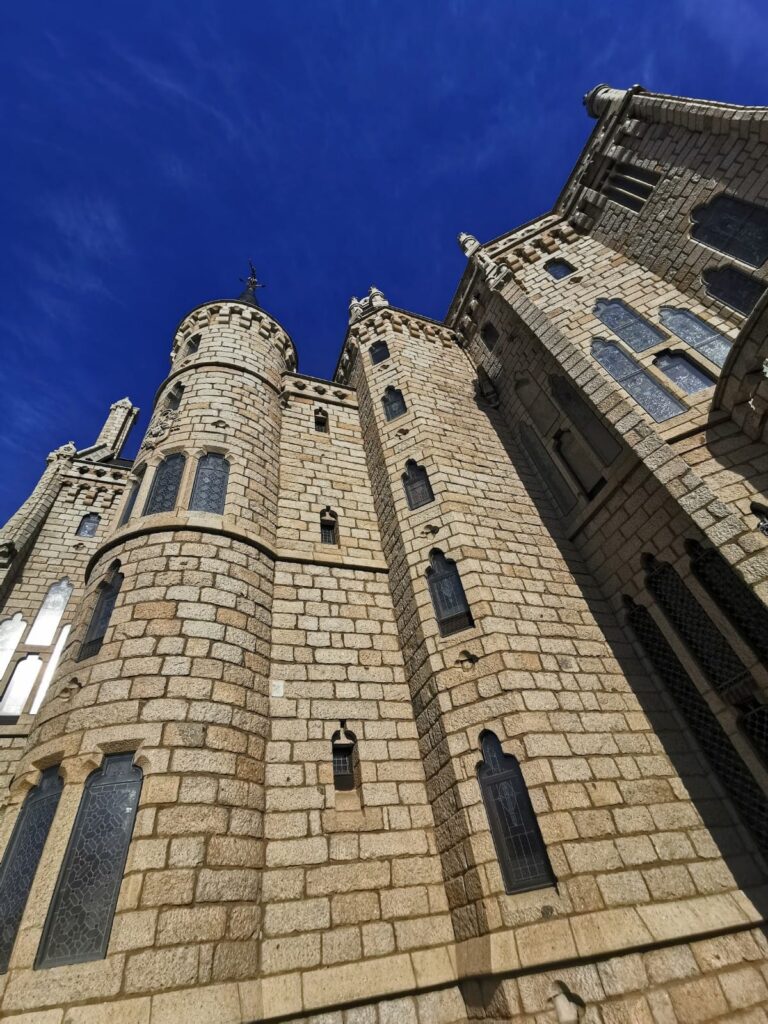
[1,1,766,522]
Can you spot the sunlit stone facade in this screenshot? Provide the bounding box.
[1,84,768,1023]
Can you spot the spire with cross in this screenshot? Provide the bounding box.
[239,261,266,307]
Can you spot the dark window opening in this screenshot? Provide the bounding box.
[77,562,123,662]
[143,453,185,516]
[370,340,390,365]
[320,507,339,546]
[426,550,473,636]
[691,194,768,267]
[331,723,358,792]
[189,453,229,514]
[548,375,621,465]
[314,409,329,433]
[653,351,715,394]
[602,160,660,212]
[75,513,100,538]
[164,384,184,412]
[703,266,766,316]
[185,333,201,356]
[518,422,577,515]
[480,323,499,351]
[402,460,435,510]
[545,259,575,280]
[118,468,144,527]
[382,386,407,421]
[553,429,605,500]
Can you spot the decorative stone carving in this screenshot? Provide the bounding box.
[348,286,389,325]
[139,408,179,453]
[457,232,511,291]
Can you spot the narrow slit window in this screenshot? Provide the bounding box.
[27,579,73,647]
[591,339,686,422]
[77,563,123,662]
[602,161,660,212]
[0,655,42,717]
[0,614,26,681]
[185,333,201,356]
[477,731,556,894]
[118,468,144,527]
[545,259,574,280]
[480,323,499,351]
[189,453,229,514]
[143,454,185,516]
[0,766,63,973]
[164,384,184,412]
[703,266,766,316]
[691,194,768,267]
[36,754,142,969]
[31,625,71,714]
[426,550,473,636]
[659,308,732,368]
[331,723,357,791]
[593,299,666,352]
[320,507,339,545]
[370,340,390,365]
[382,386,407,421]
[653,352,715,394]
[402,460,435,510]
[314,409,329,433]
[75,513,100,538]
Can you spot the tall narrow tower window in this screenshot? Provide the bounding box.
[477,731,556,894]
[0,766,63,973]
[659,308,732,368]
[591,339,685,422]
[185,333,201,357]
[0,655,42,717]
[320,507,339,545]
[426,550,473,636]
[653,352,715,394]
[402,460,434,510]
[0,614,26,682]
[548,375,622,465]
[593,299,666,352]
[27,579,73,647]
[331,723,358,791]
[143,454,185,516]
[554,430,605,499]
[480,323,499,351]
[703,266,766,316]
[370,340,390,364]
[118,468,144,527]
[36,753,142,969]
[691,194,768,267]
[189,453,229,514]
[77,562,123,662]
[314,408,329,433]
[518,423,577,515]
[382,386,407,421]
[164,383,184,412]
[75,513,100,538]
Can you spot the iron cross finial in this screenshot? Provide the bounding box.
[239,261,266,305]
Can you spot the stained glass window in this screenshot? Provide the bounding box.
[314,409,329,433]
[704,266,766,316]
[75,513,100,538]
[426,550,473,636]
[592,339,686,422]
[0,766,63,973]
[518,422,577,515]
[691,194,768,268]
[0,614,26,682]
[403,461,435,510]
[77,564,123,662]
[36,754,142,969]
[370,340,390,365]
[480,323,499,351]
[477,731,556,894]
[545,259,574,280]
[143,454,185,516]
[653,352,715,394]
[27,579,73,647]
[658,308,732,368]
[189,453,229,514]
[118,468,144,527]
[382,387,407,421]
[320,508,338,545]
[548,375,621,465]
[0,655,42,717]
[593,299,666,352]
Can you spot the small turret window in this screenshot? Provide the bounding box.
[189,453,229,514]
[653,351,715,394]
[591,339,685,422]
[75,513,100,538]
[545,259,574,280]
[143,454,185,515]
[314,409,329,433]
[77,562,123,662]
[691,194,768,268]
[426,550,473,636]
[703,266,765,316]
[370,340,390,365]
[320,507,339,545]
[27,579,73,647]
[594,299,666,352]
[402,460,435,510]
[658,308,732,368]
[164,383,184,412]
[480,323,499,351]
[185,334,201,357]
[382,386,407,421]
[118,468,144,526]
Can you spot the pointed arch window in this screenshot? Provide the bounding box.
[426,550,473,636]
[591,339,685,422]
[480,323,499,351]
[75,513,100,538]
[27,579,73,647]
[403,460,435,510]
[545,259,574,280]
[36,753,142,969]
[118,467,144,526]
[653,351,715,394]
[370,340,390,365]
[382,386,407,421]
[189,453,229,514]
[703,266,765,316]
[143,454,185,515]
[320,507,339,545]
[314,408,329,433]
[691,194,768,268]
[659,308,732,368]
[0,614,27,682]
[331,723,358,791]
[77,562,123,662]
[0,766,63,973]
[31,625,71,715]
[477,731,556,894]
[0,655,42,718]
[518,423,577,515]
[593,299,665,352]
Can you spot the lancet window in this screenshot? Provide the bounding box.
[370,340,390,364]
[189,453,229,514]
[402,460,434,510]
[27,579,73,647]
[75,513,100,537]
[143,454,185,515]
[426,550,473,636]
[77,562,123,662]
[591,339,685,422]
[382,387,407,421]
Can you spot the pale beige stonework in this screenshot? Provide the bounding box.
[2,84,768,1022]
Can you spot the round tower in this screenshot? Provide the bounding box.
[0,279,295,1014]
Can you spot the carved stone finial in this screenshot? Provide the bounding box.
[368,285,388,308]
[46,442,77,464]
[349,296,364,324]
[349,287,389,324]
[458,232,481,257]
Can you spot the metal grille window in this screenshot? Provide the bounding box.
[118,468,144,526]
[402,460,434,510]
[591,339,685,422]
[426,550,473,636]
[77,563,123,662]
[75,513,100,538]
[36,754,142,969]
[686,540,768,664]
[602,161,660,212]
[691,194,768,268]
[545,259,575,280]
[624,596,768,853]
[314,409,329,433]
[0,766,63,973]
[27,579,73,647]
[320,507,339,545]
[382,386,407,421]
[370,340,390,364]
[518,422,577,515]
[480,323,499,351]
[653,352,715,394]
[331,724,357,791]
[143,454,185,515]
[189,453,229,514]
[703,266,766,316]
[477,731,556,894]
[548,375,621,465]
[659,308,732,368]
[593,299,666,352]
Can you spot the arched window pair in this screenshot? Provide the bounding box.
[0,754,142,973]
[128,452,229,520]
